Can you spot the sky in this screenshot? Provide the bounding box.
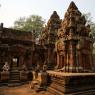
[0,0,95,27]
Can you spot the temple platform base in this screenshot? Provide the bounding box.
[47,71,95,95]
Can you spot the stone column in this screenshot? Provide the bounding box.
[47,48,54,69]
[64,52,68,72]
[19,55,24,68]
[69,41,76,72]
[78,50,84,71]
[59,54,64,69]
[63,44,68,72]
[56,53,60,69]
[54,53,57,68]
[89,52,94,71]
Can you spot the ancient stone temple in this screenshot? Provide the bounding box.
[0,1,95,95]
[0,23,34,85]
[55,1,94,72]
[40,11,61,69]
[45,2,95,95]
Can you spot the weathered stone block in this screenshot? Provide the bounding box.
[47,71,95,95]
[1,71,9,81]
[20,71,27,81]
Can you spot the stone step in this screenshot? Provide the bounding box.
[10,73,19,75]
[10,74,19,76]
[9,71,20,82]
[47,86,63,95]
[7,81,28,87]
[10,78,19,79]
[8,83,21,87]
[10,70,19,72]
[10,75,19,77]
[10,71,19,74]
[10,77,20,80]
[9,79,20,82]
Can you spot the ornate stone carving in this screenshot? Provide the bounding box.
[55,1,93,72]
[2,62,10,71]
[47,11,61,30]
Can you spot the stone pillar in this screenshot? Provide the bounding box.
[64,52,68,72]
[69,41,76,72]
[59,54,63,69]
[55,53,60,69]
[54,53,57,68]
[89,53,94,71]
[19,55,24,67]
[30,51,33,70]
[78,51,84,71]
[47,48,54,69]
[91,53,95,71]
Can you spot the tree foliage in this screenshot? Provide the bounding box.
[83,13,95,53]
[13,15,45,37]
[83,13,95,41]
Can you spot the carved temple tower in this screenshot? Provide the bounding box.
[40,11,61,69]
[31,2,95,95]
[56,1,94,72]
[46,11,61,69]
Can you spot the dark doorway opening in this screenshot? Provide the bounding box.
[12,57,19,70]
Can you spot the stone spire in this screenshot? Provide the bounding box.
[38,11,61,46]
[67,1,78,11]
[61,1,89,37]
[47,11,61,30]
[40,11,61,45]
[50,11,60,19]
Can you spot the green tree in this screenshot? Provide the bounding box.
[13,15,45,37]
[83,13,95,40]
[83,13,95,54]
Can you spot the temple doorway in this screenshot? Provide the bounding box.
[11,57,19,71]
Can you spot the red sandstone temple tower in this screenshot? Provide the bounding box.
[47,2,95,94]
[56,1,94,72]
[40,11,61,69]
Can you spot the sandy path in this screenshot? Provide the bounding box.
[0,84,48,95]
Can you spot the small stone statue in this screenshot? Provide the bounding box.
[2,62,10,71]
[43,64,47,72]
[21,64,27,71]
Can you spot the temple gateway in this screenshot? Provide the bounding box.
[0,1,95,95]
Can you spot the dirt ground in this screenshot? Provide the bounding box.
[0,84,48,95]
